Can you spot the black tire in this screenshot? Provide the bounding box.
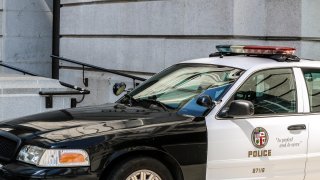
[105,156,174,180]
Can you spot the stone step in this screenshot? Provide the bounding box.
[0,74,72,121]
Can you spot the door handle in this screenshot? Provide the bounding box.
[287,124,306,131]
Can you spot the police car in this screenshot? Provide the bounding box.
[0,45,318,180]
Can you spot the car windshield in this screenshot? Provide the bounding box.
[125,64,244,110]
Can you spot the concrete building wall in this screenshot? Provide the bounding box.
[0,0,77,121]
[0,0,4,63]
[1,0,53,77]
[301,0,320,60]
[58,0,319,106]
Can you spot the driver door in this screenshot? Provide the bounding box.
[205,68,308,179]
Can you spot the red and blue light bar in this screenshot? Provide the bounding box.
[216,45,296,55]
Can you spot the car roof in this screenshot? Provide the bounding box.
[180,56,320,70]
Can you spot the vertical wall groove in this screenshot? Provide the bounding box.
[52,0,60,79]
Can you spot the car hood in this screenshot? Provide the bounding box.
[0,103,192,144]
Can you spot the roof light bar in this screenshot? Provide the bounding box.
[216,45,296,55]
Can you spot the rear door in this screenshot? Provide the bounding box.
[300,68,320,180]
[206,68,308,179]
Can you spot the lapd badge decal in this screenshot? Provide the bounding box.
[251,127,268,149]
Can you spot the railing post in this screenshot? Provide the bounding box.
[52,0,61,79]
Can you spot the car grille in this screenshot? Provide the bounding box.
[0,132,21,162]
[0,137,17,158]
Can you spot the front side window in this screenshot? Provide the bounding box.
[124,64,243,112]
[302,69,320,112]
[229,68,297,115]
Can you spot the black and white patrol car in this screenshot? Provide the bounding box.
[0,45,318,180]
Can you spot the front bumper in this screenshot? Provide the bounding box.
[0,162,98,180]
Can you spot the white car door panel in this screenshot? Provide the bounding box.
[304,114,320,180]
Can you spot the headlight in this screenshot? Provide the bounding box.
[17,145,90,167]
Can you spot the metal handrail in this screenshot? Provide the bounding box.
[0,62,90,95]
[51,55,147,82]
[0,62,38,76]
[39,91,90,96]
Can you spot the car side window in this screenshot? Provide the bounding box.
[302,69,320,112]
[232,68,297,115]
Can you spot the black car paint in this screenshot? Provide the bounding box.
[0,103,207,180]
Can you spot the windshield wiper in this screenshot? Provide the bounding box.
[123,94,170,111]
[124,94,139,106]
[137,98,170,111]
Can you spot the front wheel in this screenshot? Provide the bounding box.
[106,156,173,180]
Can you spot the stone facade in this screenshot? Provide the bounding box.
[0,0,53,77]
[1,0,320,106]
[58,0,320,106]
[0,0,74,121]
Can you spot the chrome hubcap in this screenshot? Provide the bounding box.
[126,169,162,180]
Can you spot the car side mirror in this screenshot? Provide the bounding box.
[227,100,254,117]
[196,95,214,109]
[113,82,127,96]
